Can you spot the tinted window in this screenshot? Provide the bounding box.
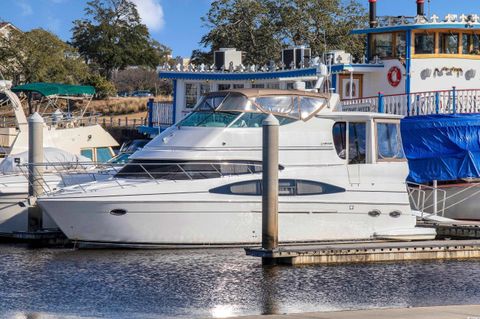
[377,122,405,160]
[178,111,239,127]
[115,160,265,180]
[96,147,113,163]
[80,148,93,160]
[333,122,346,160]
[210,179,345,196]
[349,122,366,164]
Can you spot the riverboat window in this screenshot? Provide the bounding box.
[414,33,435,54]
[252,83,265,89]
[233,84,244,89]
[332,122,347,160]
[348,122,366,164]
[209,179,345,196]
[185,83,198,108]
[371,33,393,58]
[115,160,267,180]
[396,32,406,57]
[440,33,459,54]
[473,34,480,54]
[376,122,405,161]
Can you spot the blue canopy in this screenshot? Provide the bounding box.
[401,114,480,183]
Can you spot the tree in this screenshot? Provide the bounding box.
[199,0,367,65]
[200,0,282,65]
[112,67,172,96]
[0,28,89,84]
[277,0,367,59]
[72,0,170,79]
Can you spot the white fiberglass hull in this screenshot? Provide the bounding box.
[0,172,112,234]
[38,176,431,246]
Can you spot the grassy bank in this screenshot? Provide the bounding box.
[88,95,171,115]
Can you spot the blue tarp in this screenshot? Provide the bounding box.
[401,114,480,183]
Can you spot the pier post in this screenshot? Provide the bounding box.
[433,180,438,215]
[28,112,44,232]
[262,114,279,265]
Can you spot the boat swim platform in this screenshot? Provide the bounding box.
[245,239,480,265]
[419,220,480,240]
[224,304,480,319]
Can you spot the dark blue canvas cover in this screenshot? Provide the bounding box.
[401,114,480,183]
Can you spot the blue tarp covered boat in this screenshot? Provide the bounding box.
[401,114,480,183]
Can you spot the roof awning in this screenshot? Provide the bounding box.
[12,82,95,97]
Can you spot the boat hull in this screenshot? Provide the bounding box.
[39,193,423,246]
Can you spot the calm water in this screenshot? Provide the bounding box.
[1,245,480,319]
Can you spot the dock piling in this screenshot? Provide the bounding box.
[28,112,44,232]
[262,114,279,265]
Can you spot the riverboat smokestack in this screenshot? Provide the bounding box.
[369,0,377,28]
[417,0,425,16]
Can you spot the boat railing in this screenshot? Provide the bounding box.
[407,182,447,217]
[341,88,480,116]
[19,161,264,195]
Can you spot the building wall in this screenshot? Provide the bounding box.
[410,58,480,93]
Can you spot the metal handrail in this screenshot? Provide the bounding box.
[407,182,447,217]
[18,161,265,195]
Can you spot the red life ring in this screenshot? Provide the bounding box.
[387,66,402,87]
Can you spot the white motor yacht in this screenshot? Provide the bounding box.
[37,89,435,247]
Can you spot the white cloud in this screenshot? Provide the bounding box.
[17,0,33,16]
[131,0,165,32]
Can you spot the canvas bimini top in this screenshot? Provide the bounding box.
[12,82,95,97]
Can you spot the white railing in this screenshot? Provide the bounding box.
[341,88,480,116]
[150,102,174,126]
[407,182,447,217]
[20,161,264,195]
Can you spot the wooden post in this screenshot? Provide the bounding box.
[262,114,279,265]
[125,116,128,127]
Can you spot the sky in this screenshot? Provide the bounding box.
[1,0,479,58]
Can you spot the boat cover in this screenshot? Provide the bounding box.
[401,114,480,183]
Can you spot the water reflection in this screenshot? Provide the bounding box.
[1,245,480,318]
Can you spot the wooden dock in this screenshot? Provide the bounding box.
[245,239,480,265]
[224,304,480,319]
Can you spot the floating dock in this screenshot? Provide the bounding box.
[226,304,480,319]
[245,239,480,265]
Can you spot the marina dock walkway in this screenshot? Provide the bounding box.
[227,305,480,319]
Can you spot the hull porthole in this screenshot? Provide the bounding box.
[368,210,381,217]
[389,210,401,218]
[110,209,127,216]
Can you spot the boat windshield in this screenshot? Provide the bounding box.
[178,92,326,127]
